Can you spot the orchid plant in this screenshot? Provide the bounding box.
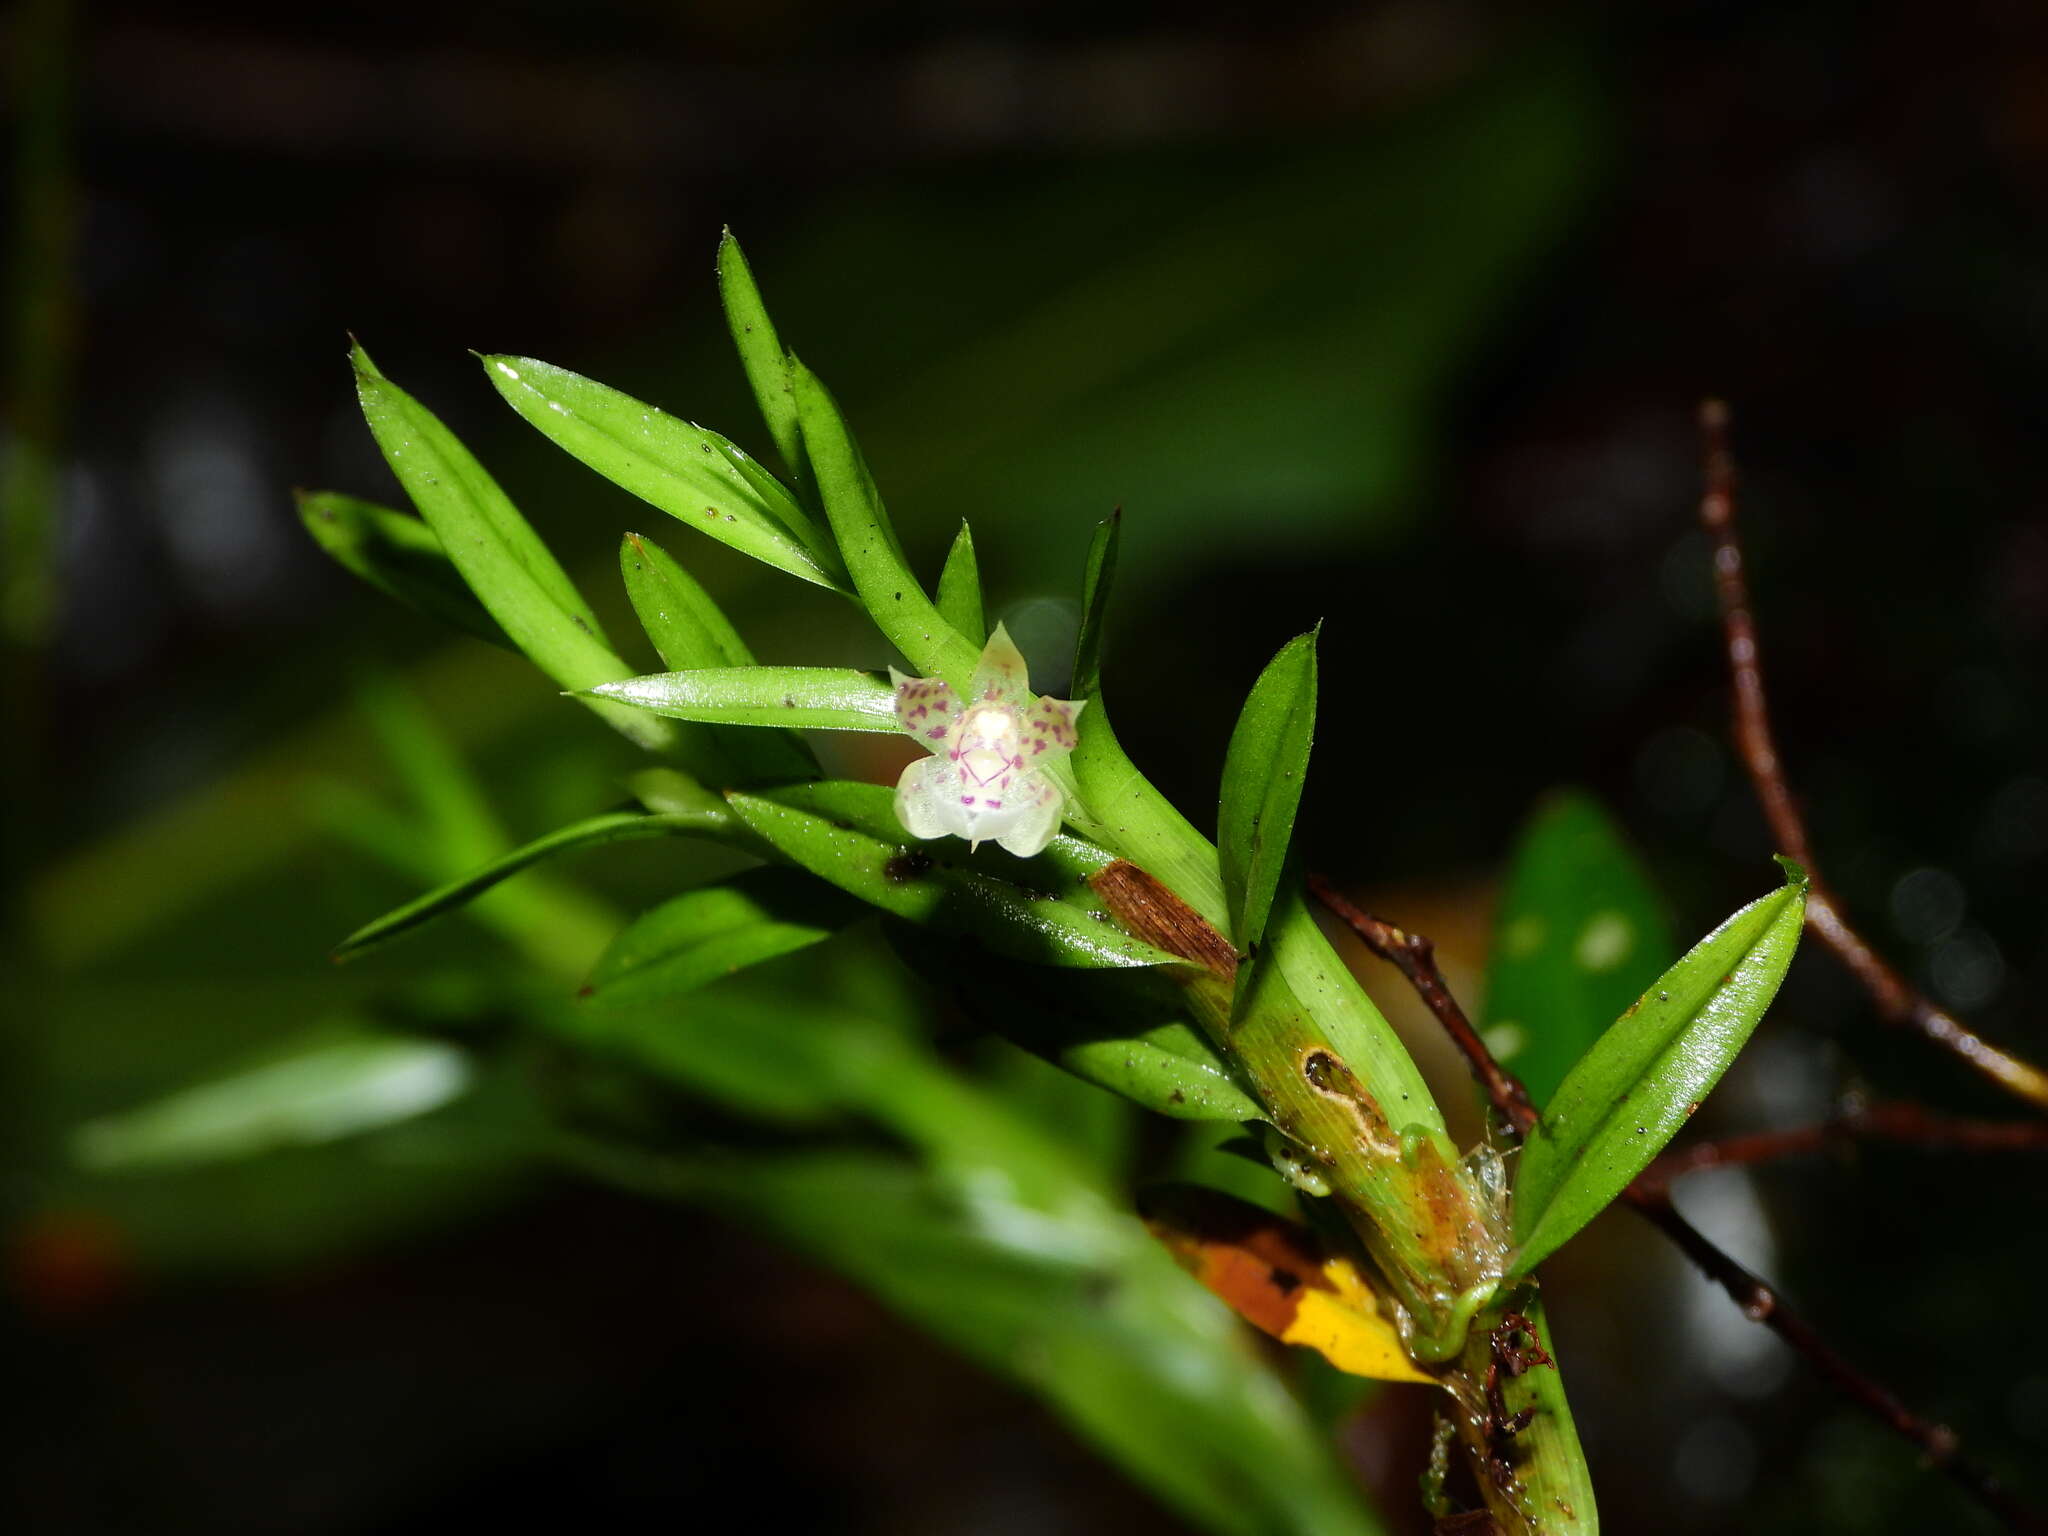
[250,233,1817,1533]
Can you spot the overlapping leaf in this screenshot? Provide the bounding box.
[297,490,509,647]
[728,780,1175,969]
[333,809,733,960]
[482,353,848,592]
[618,534,817,781]
[788,357,979,686]
[351,348,678,755]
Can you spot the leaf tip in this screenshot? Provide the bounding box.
[1772,853,1810,891]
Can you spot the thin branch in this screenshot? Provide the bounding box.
[1634,1098,2048,1197]
[1630,1189,2046,1534]
[1307,878,2044,1533]
[1698,401,2048,1114]
[1305,873,1537,1141]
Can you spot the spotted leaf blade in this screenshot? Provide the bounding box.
[586,666,897,733]
[482,354,847,592]
[727,781,1175,969]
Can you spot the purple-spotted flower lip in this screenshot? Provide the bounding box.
[890,623,1084,858]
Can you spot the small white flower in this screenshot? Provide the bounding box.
[891,623,1084,858]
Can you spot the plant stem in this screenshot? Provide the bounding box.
[1698,401,2048,1114]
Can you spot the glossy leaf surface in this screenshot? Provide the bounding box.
[888,924,1259,1121]
[715,229,809,498]
[727,780,1174,969]
[352,350,676,754]
[482,353,846,592]
[788,357,979,686]
[587,665,897,733]
[618,534,816,781]
[1510,864,1809,1274]
[1218,629,1317,954]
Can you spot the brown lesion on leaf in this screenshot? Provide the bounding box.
[1090,860,1238,978]
[1298,1046,1401,1159]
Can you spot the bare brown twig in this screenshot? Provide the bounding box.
[1698,401,2048,1114]
[1633,1098,2048,1198]
[1307,878,2044,1533]
[1304,873,1538,1141]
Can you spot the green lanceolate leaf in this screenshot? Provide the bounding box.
[586,665,897,733]
[619,532,753,668]
[936,521,986,646]
[727,780,1175,969]
[73,1029,472,1170]
[1509,860,1810,1275]
[619,534,816,781]
[581,868,863,1012]
[1071,510,1119,702]
[788,357,980,688]
[481,353,848,593]
[1218,628,1318,955]
[297,490,509,647]
[1062,512,1230,927]
[889,924,1260,1122]
[716,229,809,498]
[333,808,736,961]
[1483,791,1676,1109]
[351,349,678,755]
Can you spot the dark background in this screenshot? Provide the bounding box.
[8,1,2048,1531]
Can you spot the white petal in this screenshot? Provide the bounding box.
[895,755,964,840]
[891,667,959,749]
[989,776,1065,858]
[969,622,1030,705]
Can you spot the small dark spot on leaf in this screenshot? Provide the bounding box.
[1168,1089,1186,1104]
[883,850,934,883]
